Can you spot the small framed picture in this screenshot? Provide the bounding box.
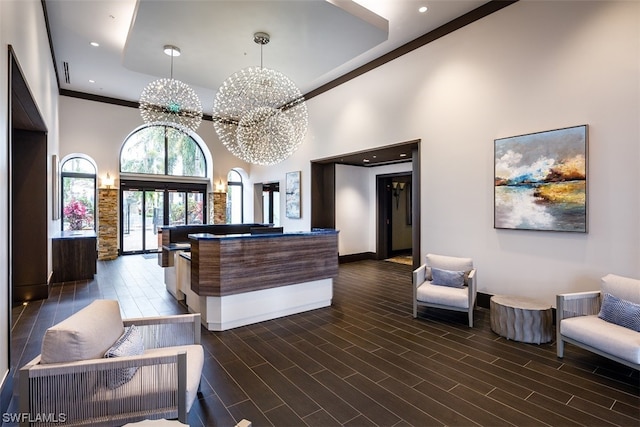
[285,171,301,219]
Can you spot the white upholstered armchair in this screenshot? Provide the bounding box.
[19,300,204,426]
[413,253,477,327]
[557,274,640,370]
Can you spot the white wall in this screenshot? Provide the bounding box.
[0,0,60,398]
[253,1,639,305]
[335,164,370,255]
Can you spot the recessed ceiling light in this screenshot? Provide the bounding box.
[89,79,95,83]
[90,41,99,47]
[400,153,407,157]
[419,6,428,13]
[164,45,181,57]
[363,159,370,163]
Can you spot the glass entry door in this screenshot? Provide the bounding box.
[121,181,206,254]
[122,189,163,253]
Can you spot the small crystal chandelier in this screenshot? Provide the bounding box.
[213,32,308,166]
[139,45,203,132]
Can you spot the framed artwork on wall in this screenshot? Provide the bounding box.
[286,171,301,219]
[494,124,588,232]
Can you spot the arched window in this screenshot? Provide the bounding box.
[120,124,206,177]
[61,156,96,230]
[226,169,243,224]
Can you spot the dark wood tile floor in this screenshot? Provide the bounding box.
[5,256,639,426]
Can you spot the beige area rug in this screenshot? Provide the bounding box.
[385,255,413,265]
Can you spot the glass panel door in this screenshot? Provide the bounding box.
[120,182,207,255]
[168,191,186,226]
[145,190,164,252]
[122,189,143,252]
[187,192,204,224]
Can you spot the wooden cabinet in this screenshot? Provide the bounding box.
[52,231,97,283]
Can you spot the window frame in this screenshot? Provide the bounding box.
[119,124,207,178]
[60,156,97,231]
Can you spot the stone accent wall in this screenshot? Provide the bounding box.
[211,192,227,224]
[98,188,118,260]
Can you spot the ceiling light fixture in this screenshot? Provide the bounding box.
[90,41,99,47]
[419,6,428,13]
[212,32,308,166]
[139,44,202,132]
[163,45,181,57]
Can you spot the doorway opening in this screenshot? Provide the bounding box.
[262,182,280,225]
[120,180,207,254]
[377,173,412,261]
[310,140,420,268]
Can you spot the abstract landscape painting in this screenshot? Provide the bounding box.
[494,125,587,232]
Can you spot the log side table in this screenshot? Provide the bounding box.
[490,295,553,344]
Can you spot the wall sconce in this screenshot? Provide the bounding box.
[103,172,114,189]
[215,179,227,193]
[392,181,405,209]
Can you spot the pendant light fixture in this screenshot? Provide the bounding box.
[139,45,203,132]
[212,32,308,166]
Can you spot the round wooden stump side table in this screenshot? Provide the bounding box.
[490,295,553,344]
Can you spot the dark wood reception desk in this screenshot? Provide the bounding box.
[190,229,338,296]
[175,229,339,330]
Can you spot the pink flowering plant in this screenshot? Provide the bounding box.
[64,199,91,230]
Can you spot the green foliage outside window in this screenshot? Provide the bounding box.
[121,125,205,177]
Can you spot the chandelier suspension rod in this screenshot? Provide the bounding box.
[254,32,270,69]
[170,52,174,79]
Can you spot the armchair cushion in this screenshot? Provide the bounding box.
[416,283,470,309]
[41,300,125,364]
[431,268,465,288]
[598,293,640,332]
[560,315,640,365]
[105,325,145,389]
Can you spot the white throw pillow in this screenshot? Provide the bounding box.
[104,325,144,389]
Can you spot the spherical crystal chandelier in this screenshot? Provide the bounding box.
[213,32,308,166]
[139,45,203,132]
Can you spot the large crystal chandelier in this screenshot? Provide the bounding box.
[139,45,203,132]
[213,32,308,166]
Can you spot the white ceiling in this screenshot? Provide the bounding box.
[45,0,487,115]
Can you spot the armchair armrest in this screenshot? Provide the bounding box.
[413,265,426,302]
[556,290,601,321]
[20,351,188,426]
[124,313,201,347]
[413,264,426,287]
[467,269,477,307]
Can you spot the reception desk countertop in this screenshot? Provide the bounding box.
[188,228,338,241]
